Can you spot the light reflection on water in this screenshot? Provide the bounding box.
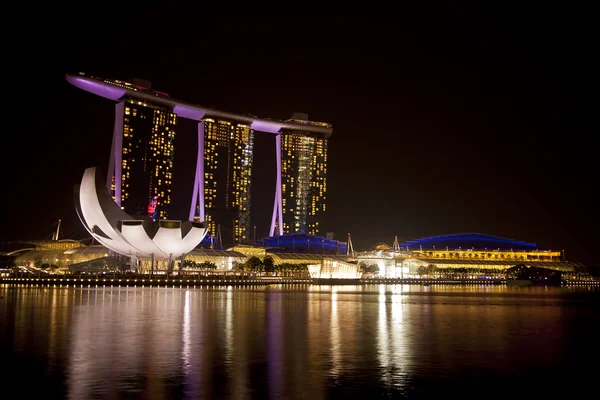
[1,284,599,399]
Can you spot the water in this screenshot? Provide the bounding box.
[1,284,599,399]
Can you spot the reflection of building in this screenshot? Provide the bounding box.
[200,118,254,245]
[277,113,330,236]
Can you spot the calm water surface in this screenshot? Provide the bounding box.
[1,284,599,399]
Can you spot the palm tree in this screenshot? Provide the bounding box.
[198,261,217,275]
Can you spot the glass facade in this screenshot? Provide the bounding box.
[203,118,254,245]
[280,129,327,235]
[115,98,176,220]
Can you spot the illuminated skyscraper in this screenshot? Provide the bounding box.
[67,74,333,241]
[197,118,254,245]
[118,98,176,220]
[277,113,330,236]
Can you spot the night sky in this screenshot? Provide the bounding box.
[4,6,596,265]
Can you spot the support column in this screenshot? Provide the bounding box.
[108,102,125,206]
[106,130,115,192]
[269,133,284,236]
[179,253,186,275]
[168,253,174,275]
[130,254,139,273]
[189,121,205,221]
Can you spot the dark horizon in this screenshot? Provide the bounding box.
[4,7,596,265]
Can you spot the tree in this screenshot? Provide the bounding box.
[40,263,50,270]
[232,261,244,272]
[358,262,368,274]
[264,256,275,274]
[276,263,289,276]
[198,261,217,272]
[246,256,263,271]
[297,263,309,277]
[426,264,437,277]
[181,260,197,269]
[367,264,379,274]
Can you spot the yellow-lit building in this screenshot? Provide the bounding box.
[202,118,254,245]
[227,244,268,258]
[280,113,330,235]
[269,253,353,266]
[9,241,110,271]
[184,249,248,271]
[356,233,588,278]
[308,257,361,279]
[119,98,176,220]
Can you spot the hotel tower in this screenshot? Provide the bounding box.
[66,73,332,246]
[103,78,177,221]
[277,113,329,236]
[197,119,254,245]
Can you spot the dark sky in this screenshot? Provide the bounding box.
[4,6,597,265]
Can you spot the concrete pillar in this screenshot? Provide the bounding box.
[108,101,125,206]
[269,133,283,236]
[189,121,205,221]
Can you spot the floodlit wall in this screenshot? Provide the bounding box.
[308,258,361,279]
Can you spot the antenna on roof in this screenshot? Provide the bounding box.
[392,236,399,251]
[52,219,62,241]
[347,232,355,256]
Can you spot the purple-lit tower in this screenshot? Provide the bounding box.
[66,73,333,244]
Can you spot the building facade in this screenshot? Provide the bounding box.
[355,233,586,278]
[118,98,177,220]
[200,118,254,245]
[280,113,329,235]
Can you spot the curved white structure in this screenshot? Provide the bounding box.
[75,167,207,260]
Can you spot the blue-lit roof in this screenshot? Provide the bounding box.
[197,234,225,250]
[259,233,348,255]
[401,233,538,251]
[195,233,348,254]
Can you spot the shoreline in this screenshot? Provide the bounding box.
[1,277,598,287]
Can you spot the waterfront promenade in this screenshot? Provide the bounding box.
[1,276,598,287]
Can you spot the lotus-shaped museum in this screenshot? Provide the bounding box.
[75,167,207,265]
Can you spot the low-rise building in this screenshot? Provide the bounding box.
[355,233,588,278]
